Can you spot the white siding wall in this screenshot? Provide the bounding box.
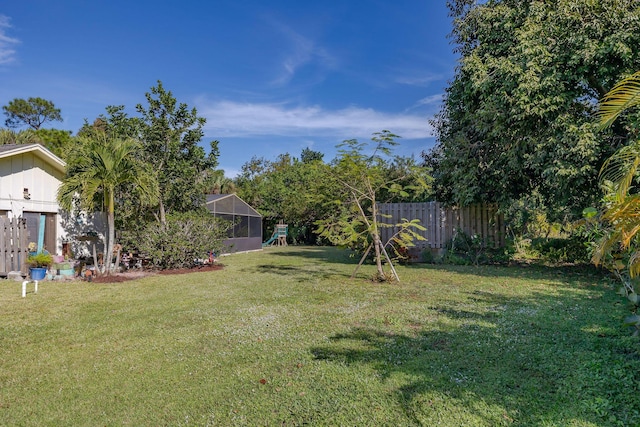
[0,152,63,213]
[0,152,65,253]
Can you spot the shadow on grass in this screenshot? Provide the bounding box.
[407,261,606,284]
[310,286,640,426]
[267,246,358,265]
[270,246,608,285]
[243,247,358,281]
[250,263,346,282]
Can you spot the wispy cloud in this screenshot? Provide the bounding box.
[416,94,443,106]
[396,72,444,87]
[198,99,432,140]
[405,94,443,112]
[0,15,19,65]
[269,20,336,86]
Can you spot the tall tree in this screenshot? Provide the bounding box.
[426,0,640,219]
[57,134,159,275]
[234,150,337,245]
[77,105,144,141]
[136,81,219,224]
[0,127,75,159]
[300,147,324,163]
[34,128,75,159]
[204,169,237,195]
[3,97,63,130]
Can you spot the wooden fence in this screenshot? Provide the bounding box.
[0,217,28,276]
[377,202,505,250]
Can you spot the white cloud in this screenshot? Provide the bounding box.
[396,73,443,87]
[0,15,19,65]
[416,94,443,106]
[268,19,337,86]
[404,94,443,112]
[198,99,432,140]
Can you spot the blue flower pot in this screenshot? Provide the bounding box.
[30,267,47,280]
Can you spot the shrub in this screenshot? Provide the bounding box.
[127,212,232,270]
[442,229,510,266]
[27,252,53,268]
[421,248,436,264]
[530,236,590,264]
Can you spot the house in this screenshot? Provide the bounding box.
[0,143,66,255]
[205,194,262,253]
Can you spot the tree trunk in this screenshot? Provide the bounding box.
[158,197,166,227]
[370,199,385,278]
[106,190,116,276]
[92,243,100,277]
[372,232,385,278]
[114,246,122,273]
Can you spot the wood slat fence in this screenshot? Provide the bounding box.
[0,217,29,276]
[378,202,505,250]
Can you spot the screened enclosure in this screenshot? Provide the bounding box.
[206,194,262,253]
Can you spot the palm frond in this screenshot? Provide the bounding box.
[629,251,640,278]
[597,71,640,129]
[599,141,640,200]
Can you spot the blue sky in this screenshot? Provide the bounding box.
[0,1,456,177]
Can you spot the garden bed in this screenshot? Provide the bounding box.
[90,263,223,283]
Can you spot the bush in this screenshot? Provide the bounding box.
[126,212,232,270]
[421,249,436,264]
[530,237,590,264]
[441,229,510,266]
[27,252,53,268]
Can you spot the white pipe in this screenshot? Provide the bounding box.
[21,280,38,297]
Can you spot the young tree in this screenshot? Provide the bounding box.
[316,131,427,281]
[57,134,159,275]
[3,97,63,130]
[136,81,219,224]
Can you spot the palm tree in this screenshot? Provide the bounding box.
[204,169,237,194]
[0,128,40,145]
[57,134,158,274]
[593,71,640,278]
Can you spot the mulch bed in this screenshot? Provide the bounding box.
[89,264,223,283]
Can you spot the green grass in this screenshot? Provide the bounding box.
[1,246,639,426]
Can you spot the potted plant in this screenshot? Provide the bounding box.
[27,252,53,280]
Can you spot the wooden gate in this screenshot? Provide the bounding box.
[0,217,29,276]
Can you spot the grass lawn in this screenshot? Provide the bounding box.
[1,246,639,426]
